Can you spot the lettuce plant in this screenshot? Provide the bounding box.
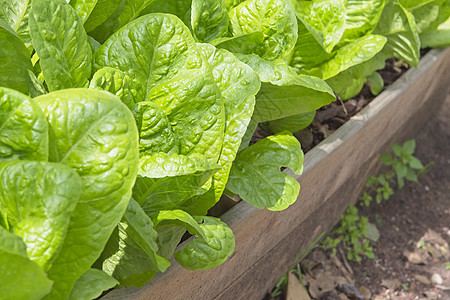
[0,0,449,299]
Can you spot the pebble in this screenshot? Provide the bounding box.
[431,273,443,285]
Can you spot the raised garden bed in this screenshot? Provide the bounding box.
[104,47,450,300]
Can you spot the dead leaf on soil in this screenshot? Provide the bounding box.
[334,276,349,286]
[423,229,448,246]
[403,249,426,265]
[413,274,431,285]
[287,272,310,300]
[419,229,450,260]
[316,272,336,293]
[381,278,401,290]
[300,259,320,277]
[307,279,323,299]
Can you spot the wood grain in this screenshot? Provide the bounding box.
[104,48,450,300]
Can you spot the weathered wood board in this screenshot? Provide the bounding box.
[104,48,450,300]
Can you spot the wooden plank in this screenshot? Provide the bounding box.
[104,48,450,300]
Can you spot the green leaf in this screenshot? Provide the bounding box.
[341,0,386,43]
[192,0,230,42]
[326,50,390,100]
[133,153,217,214]
[238,117,258,151]
[373,0,420,67]
[175,216,235,270]
[392,143,403,156]
[212,31,265,54]
[132,101,179,156]
[365,222,380,242]
[139,0,192,21]
[69,0,99,23]
[394,161,407,178]
[367,71,384,96]
[294,0,346,52]
[87,35,101,52]
[0,0,33,52]
[155,225,186,259]
[229,0,298,60]
[289,19,335,72]
[0,226,27,257]
[35,88,139,300]
[0,228,53,300]
[227,132,303,211]
[0,21,33,94]
[0,88,48,162]
[83,0,124,33]
[319,35,387,80]
[402,139,415,155]
[420,20,450,47]
[0,161,81,270]
[185,43,260,214]
[29,0,92,91]
[236,53,335,122]
[404,167,418,182]
[264,111,316,134]
[98,199,169,288]
[69,268,118,300]
[90,67,135,109]
[400,0,444,33]
[25,70,47,97]
[379,153,393,166]
[154,210,205,239]
[408,156,424,169]
[87,0,155,43]
[94,14,225,162]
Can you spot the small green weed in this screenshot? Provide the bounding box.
[359,140,428,207]
[380,140,425,189]
[323,205,374,262]
[324,139,428,262]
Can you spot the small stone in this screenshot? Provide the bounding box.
[358,286,371,300]
[336,284,364,300]
[431,273,443,285]
[337,293,349,300]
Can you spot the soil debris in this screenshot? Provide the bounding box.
[264,96,449,300]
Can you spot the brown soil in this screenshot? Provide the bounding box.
[265,96,450,299]
[349,95,450,299]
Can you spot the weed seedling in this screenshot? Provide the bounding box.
[325,139,427,262]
